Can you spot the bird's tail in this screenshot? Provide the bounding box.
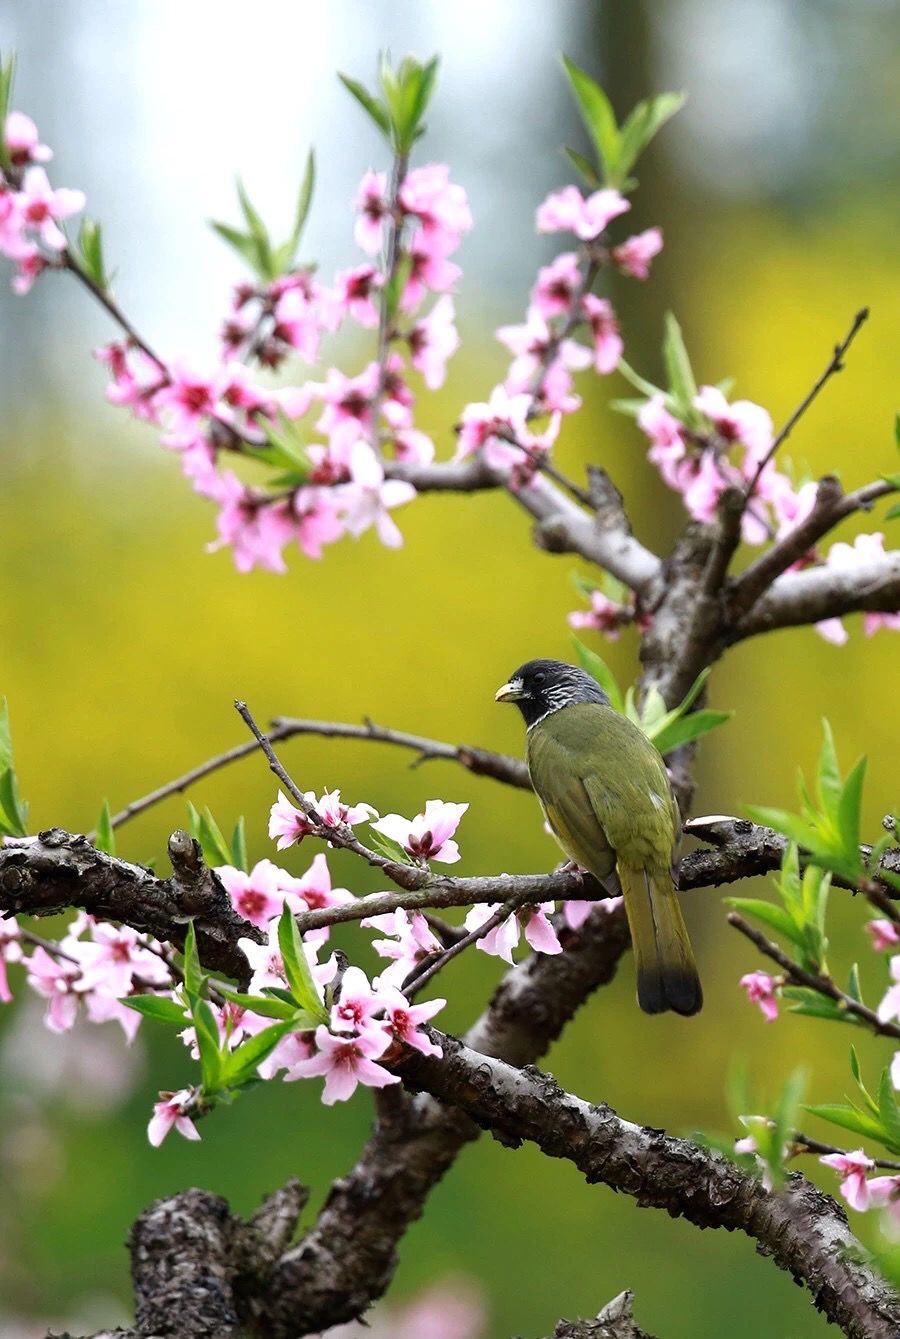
[617,863,702,1016]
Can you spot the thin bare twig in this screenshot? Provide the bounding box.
[792,1131,900,1173]
[743,307,870,502]
[401,889,533,998]
[728,910,900,1040]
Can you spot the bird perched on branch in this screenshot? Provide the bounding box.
[496,658,702,1016]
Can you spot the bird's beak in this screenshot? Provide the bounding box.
[495,677,526,703]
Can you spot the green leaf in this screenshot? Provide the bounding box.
[816,720,843,826]
[0,767,28,839]
[570,636,623,713]
[878,1070,900,1150]
[230,816,248,873]
[724,897,804,946]
[563,145,601,189]
[616,91,686,183]
[339,72,391,139]
[95,799,116,857]
[770,1068,807,1187]
[651,709,732,756]
[847,962,864,1005]
[662,312,697,415]
[886,504,900,522]
[189,806,232,869]
[236,178,268,245]
[616,358,666,401]
[221,1020,295,1088]
[121,994,189,1026]
[782,987,855,1024]
[744,805,822,853]
[182,923,207,1001]
[366,826,415,865]
[210,220,266,278]
[383,55,439,151]
[192,995,225,1092]
[0,696,13,770]
[561,56,621,183]
[849,1044,863,1087]
[838,756,867,863]
[289,149,316,256]
[276,904,327,1020]
[76,218,107,288]
[804,1102,887,1142]
[0,53,17,171]
[216,986,298,1021]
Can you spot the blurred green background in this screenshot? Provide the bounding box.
[1,2,899,1336]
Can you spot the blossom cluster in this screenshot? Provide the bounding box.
[0,113,85,292]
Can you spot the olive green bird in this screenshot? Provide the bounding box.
[496,658,701,1016]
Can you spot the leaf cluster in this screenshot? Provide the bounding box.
[340,54,439,156]
[211,153,315,283]
[0,698,29,838]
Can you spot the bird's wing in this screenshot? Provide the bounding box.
[527,721,617,881]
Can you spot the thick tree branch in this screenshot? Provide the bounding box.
[531,1291,659,1339]
[732,551,900,639]
[395,1033,900,1339]
[0,829,260,982]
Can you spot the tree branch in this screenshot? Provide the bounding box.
[395,1032,900,1339]
[531,1291,660,1339]
[732,551,900,639]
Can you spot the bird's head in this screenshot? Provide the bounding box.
[495,659,610,728]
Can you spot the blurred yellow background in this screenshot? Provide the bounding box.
[1,3,899,1336]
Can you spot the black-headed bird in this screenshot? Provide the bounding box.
[496,658,702,1016]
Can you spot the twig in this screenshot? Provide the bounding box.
[233,699,426,892]
[727,911,900,1040]
[401,890,532,998]
[371,149,409,454]
[61,252,168,372]
[743,307,870,502]
[792,1131,900,1173]
[732,549,900,639]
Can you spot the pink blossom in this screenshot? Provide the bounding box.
[815,616,849,647]
[373,800,468,864]
[497,309,590,393]
[207,475,294,575]
[531,251,582,319]
[400,164,473,251]
[637,395,687,488]
[217,859,292,929]
[563,894,623,931]
[85,990,145,1044]
[393,427,436,465]
[316,788,379,828]
[314,366,376,444]
[464,901,562,963]
[288,1024,400,1104]
[740,970,779,1022]
[409,295,459,389]
[581,295,622,374]
[693,385,774,463]
[331,965,382,1034]
[285,851,353,916]
[147,1088,201,1146]
[264,1028,317,1081]
[612,227,664,280]
[156,364,222,435]
[290,486,344,561]
[866,919,900,953]
[238,918,334,999]
[456,385,532,464]
[402,231,462,310]
[820,1150,876,1211]
[219,361,274,416]
[339,440,417,549]
[273,285,322,362]
[536,185,629,240]
[677,452,736,526]
[15,165,85,249]
[11,244,48,294]
[354,169,389,255]
[824,533,900,637]
[866,1175,900,1222]
[0,917,22,1003]
[5,111,52,166]
[334,264,382,328]
[268,787,376,850]
[74,921,171,998]
[362,908,442,987]
[878,957,900,1023]
[376,983,445,1057]
[567,591,628,640]
[25,946,81,1032]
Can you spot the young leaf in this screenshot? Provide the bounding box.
[804,1101,887,1142]
[561,56,621,183]
[815,719,843,827]
[769,1068,807,1187]
[221,1020,296,1088]
[651,709,732,756]
[0,53,17,171]
[95,799,116,856]
[230,816,248,873]
[121,994,189,1026]
[190,807,232,869]
[878,1070,900,1150]
[366,827,415,866]
[192,995,225,1092]
[662,312,697,415]
[782,987,856,1025]
[210,220,265,277]
[563,145,601,189]
[0,767,28,838]
[289,149,316,256]
[570,636,623,713]
[216,986,298,1021]
[182,923,207,1002]
[339,72,391,139]
[838,755,867,864]
[616,91,686,183]
[276,905,327,1020]
[724,897,803,946]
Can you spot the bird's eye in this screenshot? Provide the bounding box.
[534,672,546,684]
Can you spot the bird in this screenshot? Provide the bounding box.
[495,658,702,1016]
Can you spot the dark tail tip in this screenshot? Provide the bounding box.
[637,967,703,1017]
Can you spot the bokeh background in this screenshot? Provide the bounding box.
[1,2,899,1335]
